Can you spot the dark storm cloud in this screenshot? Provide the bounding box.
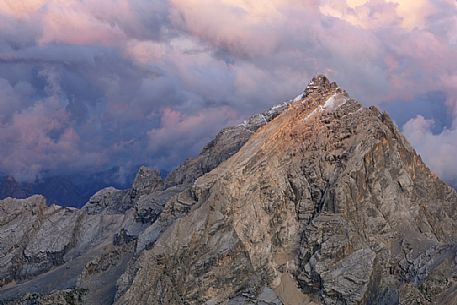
[0,0,456,182]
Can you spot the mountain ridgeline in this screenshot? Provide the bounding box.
[1,75,457,305]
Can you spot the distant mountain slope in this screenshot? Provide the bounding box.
[0,167,138,207]
[0,176,32,200]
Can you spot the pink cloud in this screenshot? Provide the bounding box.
[39,2,126,45]
[0,0,163,46]
[0,95,105,180]
[0,0,46,17]
[169,0,288,57]
[319,0,436,30]
[147,106,240,166]
[0,99,73,178]
[125,39,165,65]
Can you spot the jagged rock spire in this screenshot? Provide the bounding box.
[304,74,340,96]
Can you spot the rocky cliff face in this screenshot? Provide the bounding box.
[2,75,457,305]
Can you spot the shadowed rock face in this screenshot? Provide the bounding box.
[2,75,457,305]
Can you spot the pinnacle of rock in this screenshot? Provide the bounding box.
[131,166,164,197]
[304,74,340,96]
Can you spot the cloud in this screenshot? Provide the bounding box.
[403,115,457,182]
[0,97,83,179]
[39,4,126,45]
[169,0,289,58]
[0,0,456,183]
[147,106,240,167]
[0,0,46,17]
[126,40,166,66]
[319,0,436,30]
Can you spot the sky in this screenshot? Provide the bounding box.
[0,0,456,183]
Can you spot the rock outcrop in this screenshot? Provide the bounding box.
[0,289,86,305]
[2,75,457,305]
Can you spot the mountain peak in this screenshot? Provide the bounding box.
[309,73,331,86]
[3,76,457,305]
[304,74,340,96]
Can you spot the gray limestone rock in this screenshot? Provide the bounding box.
[115,76,457,305]
[130,167,164,199]
[0,289,87,305]
[83,187,132,215]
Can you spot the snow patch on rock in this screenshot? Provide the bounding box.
[304,94,348,122]
[323,94,347,110]
[293,93,305,102]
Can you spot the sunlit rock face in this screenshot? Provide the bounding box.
[2,76,457,305]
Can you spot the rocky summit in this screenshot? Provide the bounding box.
[1,75,457,305]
